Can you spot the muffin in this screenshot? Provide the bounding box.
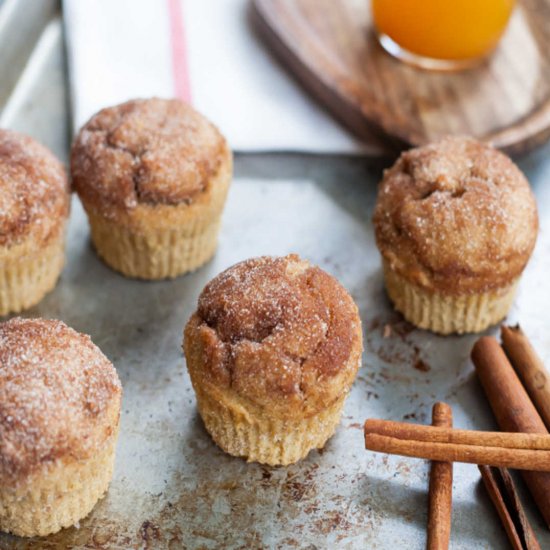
[0,318,122,537]
[373,136,538,334]
[184,255,363,466]
[0,129,69,315]
[71,98,232,279]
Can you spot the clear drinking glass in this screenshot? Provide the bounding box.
[372,0,516,70]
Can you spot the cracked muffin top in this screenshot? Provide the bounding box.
[70,98,228,216]
[373,137,538,294]
[184,255,363,415]
[0,318,121,486]
[0,129,69,248]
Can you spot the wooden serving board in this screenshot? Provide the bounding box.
[251,0,550,157]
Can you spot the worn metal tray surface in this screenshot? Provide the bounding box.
[2,1,550,549]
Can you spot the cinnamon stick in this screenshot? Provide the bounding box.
[479,466,541,550]
[502,325,550,432]
[472,336,550,528]
[364,428,550,471]
[364,420,550,450]
[427,402,453,550]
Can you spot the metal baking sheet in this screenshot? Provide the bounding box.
[2,1,550,548]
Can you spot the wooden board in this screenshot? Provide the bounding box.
[251,0,550,157]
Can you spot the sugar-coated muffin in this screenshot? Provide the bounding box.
[0,129,69,315]
[184,255,363,466]
[0,318,122,537]
[71,98,232,279]
[373,136,538,334]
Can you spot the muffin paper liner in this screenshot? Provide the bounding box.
[87,213,222,280]
[0,436,117,537]
[0,234,65,316]
[194,389,347,466]
[383,261,518,334]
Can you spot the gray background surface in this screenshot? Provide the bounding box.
[1,1,550,548]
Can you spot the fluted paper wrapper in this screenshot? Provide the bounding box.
[0,235,65,316]
[383,261,518,335]
[0,436,117,537]
[87,213,222,280]
[195,390,347,466]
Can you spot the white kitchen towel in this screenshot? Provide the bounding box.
[63,0,376,154]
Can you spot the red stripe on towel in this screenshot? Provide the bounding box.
[168,0,192,102]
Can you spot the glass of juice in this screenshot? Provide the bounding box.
[371,0,516,70]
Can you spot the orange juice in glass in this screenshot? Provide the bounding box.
[371,0,516,69]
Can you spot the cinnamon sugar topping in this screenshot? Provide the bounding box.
[185,255,363,411]
[373,136,538,293]
[0,129,69,247]
[0,318,121,485]
[71,98,227,214]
